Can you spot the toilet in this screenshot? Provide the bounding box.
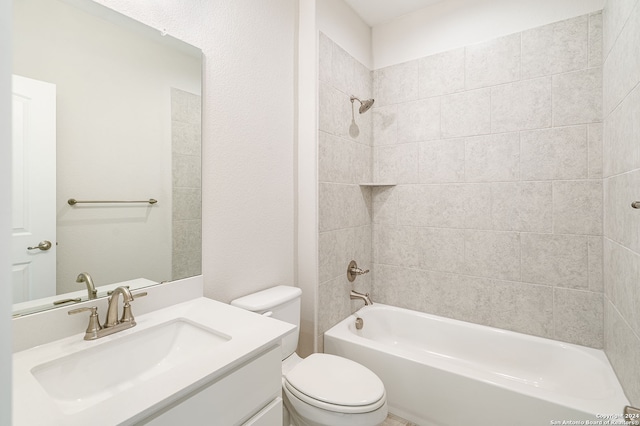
[231,285,388,426]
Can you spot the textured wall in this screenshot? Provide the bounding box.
[199,0,296,303]
[602,0,640,406]
[92,0,297,304]
[317,0,373,69]
[373,0,604,69]
[317,33,373,350]
[372,13,605,348]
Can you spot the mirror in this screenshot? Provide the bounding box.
[11,0,202,316]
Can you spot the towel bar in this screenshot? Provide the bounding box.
[68,198,157,206]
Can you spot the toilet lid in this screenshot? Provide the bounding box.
[284,353,385,408]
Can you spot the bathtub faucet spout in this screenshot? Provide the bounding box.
[350,290,373,306]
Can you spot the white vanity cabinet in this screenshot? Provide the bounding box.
[140,346,282,426]
[13,293,294,426]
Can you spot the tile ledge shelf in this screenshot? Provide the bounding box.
[359,182,397,187]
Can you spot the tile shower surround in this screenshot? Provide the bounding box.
[602,0,640,406]
[320,12,605,348]
[373,11,604,350]
[318,30,373,351]
[319,13,605,352]
[319,5,640,407]
[172,88,202,281]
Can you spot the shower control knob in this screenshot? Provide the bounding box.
[347,260,370,282]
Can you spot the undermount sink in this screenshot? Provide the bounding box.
[31,318,231,414]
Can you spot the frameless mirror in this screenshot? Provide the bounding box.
[11,0,202,316]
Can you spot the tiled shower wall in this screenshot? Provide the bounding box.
[317,33,373,350]
[602,0,640,405]
[371,13,605,348]
[171,88,202,280]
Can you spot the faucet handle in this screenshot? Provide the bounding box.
[347,260,370,282]
[132,291,148,300]
[68,306,95,316]
[68,306,102,340]
[120,291,147,324]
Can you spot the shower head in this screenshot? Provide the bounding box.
[350,96,375,114]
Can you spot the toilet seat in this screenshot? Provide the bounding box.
[283,353,386,414]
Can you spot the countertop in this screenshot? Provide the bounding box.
[13,297,294,425]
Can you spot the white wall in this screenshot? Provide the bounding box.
[92,0,297,303]
[0,0,12,419]
[317,0,372,69]
[373,0,605,69]
[202,0,296,303]
[297,0,319,356]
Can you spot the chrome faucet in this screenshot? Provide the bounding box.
[68,286,147,340]
[76,272,97,299]
[350,290,373,306]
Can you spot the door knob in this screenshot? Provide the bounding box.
[27,240,52,251]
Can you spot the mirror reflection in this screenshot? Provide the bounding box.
[11,0,202,316]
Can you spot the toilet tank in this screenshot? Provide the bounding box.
[230,285,302,359]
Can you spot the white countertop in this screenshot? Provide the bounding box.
[13,297,294,426]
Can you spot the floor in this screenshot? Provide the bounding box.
[383,413,418,426]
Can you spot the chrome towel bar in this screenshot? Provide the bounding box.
[68,198,157,206]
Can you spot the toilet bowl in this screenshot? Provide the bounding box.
[231,286,388,426]
[282,353,387,426]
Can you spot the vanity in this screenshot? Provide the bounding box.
[13,277,294,425]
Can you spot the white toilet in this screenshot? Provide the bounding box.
[231,285,388,426]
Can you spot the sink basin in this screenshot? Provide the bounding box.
[31,318,231,414]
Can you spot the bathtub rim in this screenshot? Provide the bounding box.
[323,303,629,416]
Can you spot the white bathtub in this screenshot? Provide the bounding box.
[324,304,630,426]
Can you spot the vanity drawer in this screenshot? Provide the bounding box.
[242,397,282,426]
[140,345,281,426]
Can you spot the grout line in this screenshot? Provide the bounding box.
[602,1,639,65]
[606,297,640,343]
[550,74,555,128]
[463,46,467,90]
[588,11,592,69]
[552,285,557,340]
[604,77,640,122]
[604,164,640,180]
[374,261,558,290]
[587,234,593,291]
[373,260,602,296]
[605,236,640,259]
[518,231,523,283]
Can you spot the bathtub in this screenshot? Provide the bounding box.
[324,304,630,426]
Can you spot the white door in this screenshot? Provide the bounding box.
[11,75,57,303]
